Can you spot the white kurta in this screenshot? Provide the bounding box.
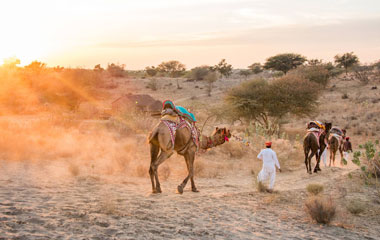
[257,148,280,189]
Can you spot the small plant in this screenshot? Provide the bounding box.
[342,93,349,99]
[305,196,336,224]
[306,184,324,195]
[147,78,158,91]
[351,140,380,185]
[346,200,365,215]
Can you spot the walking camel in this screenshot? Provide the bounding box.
[328,128,345,166]
[148,122,230,194]
[303,122,332,174]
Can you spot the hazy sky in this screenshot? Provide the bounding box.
[1,0,379,69]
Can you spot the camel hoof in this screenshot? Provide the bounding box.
[177,185,183,194]
[192,188,199,193]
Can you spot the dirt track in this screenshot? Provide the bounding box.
[1,159,378,240]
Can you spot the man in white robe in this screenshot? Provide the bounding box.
[257,142,281,192]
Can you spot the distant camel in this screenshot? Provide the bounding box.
[148,122,230,194]
[303,122,332,174]
[314,123,332,172]
[328,133,344,166]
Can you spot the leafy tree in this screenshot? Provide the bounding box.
[157,60,186,78]
[205,71,218,96]
[225,75,319,135]
[248,63,263,74]
[239,69,251,79]
[157,60,186,89]
[107,63,126,77]
[308,59,323,66]
[94,64,104,72]
[145,66,157,77]
[264,53,306,74]
[290,65,330,87]
[212,59,232,78]
[24,61,47,74]
[190,65,210,81]
[334,52,359,75]
[373,60,380,71]
[3,57,20,68]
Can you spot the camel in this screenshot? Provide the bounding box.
[148,122,230,194]
[303,122,332,174]
[328,130,345,166]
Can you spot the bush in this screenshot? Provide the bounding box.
[225,75,320,136]
[107,63,126,77]
[147,78,158,91]
[190,66,210,81]
[305,196,336,224]
[290,65,330,87]
[306,183,324,195]
[352,140,380,183]
[346,200,365,215]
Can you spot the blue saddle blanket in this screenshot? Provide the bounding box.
[175,106,196,122]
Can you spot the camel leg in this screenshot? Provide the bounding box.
[304,149,310,174]
[308,150,316,174]
[152,150,172,193]
[329,149,332,167]
[315,146,325,172]
[313,151,320,173]
[177,152,191,194]
[339,146,344,166]
[181,151,198,193]
[149,144,160,193]
[332,151,336,166]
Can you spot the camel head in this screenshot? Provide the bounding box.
[211,127,231,146]
[324,122,332,132]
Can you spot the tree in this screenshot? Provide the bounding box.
[3,57,20,68]
[145,66,157,77]
[308,59,323,66]
[264,53,306,74]
[248,63,263,74]
[94,64,104,72]
[205,71,218,96]
[239,69,251,80]
[157,60,186,89]
[225,75,319,135]
[290,65,330,87]
[190,65,210,81]
[24,61,47,74]
[213,59,232,78]
[107,63,126,77]
[334,52,359,75]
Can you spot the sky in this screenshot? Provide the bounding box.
[0,0,379,69]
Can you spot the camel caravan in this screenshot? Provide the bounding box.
[148,100,231,194]
[304,121,348,174]
[148,101,350,193]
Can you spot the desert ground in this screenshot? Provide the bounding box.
[1,71,380,239]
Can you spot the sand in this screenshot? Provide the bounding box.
[1,159,379,240]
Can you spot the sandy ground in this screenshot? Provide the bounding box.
[1,158,379,240]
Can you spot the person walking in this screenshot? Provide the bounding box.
[257,142,281,193]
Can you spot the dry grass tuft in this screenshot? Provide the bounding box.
[346,200,365,215]
[306,183,324,195]
[305,196,336,224]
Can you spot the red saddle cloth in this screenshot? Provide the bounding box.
[161,117,199,149]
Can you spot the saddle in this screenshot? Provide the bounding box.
[160,100,199,149]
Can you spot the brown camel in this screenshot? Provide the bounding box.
[303,122,332,174]
[328,134,344,166]
[148,122,230,194]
